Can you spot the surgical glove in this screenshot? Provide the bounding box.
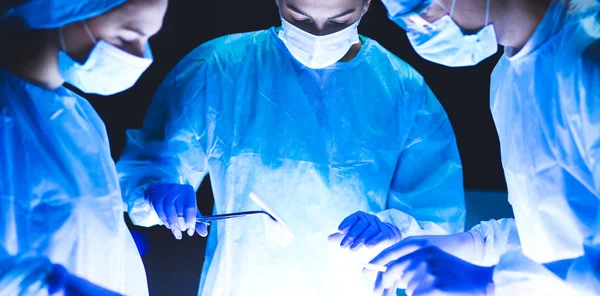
[144,182,207,239]
[368,231,484,267]
[330,211,402,251]
[48,264,122,296]
[372,246,495,296]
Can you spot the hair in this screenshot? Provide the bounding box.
[0,29,53,68]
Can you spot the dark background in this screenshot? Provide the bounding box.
[88,1,510,295]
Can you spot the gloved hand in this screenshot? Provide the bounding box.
[329,211,402,251]
[368,232,484,266]
[371,246,495,296]
[144,182,208,239]
[48,264,122,296]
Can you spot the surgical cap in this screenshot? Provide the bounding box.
[380,0,432,17]
[0,0,126,33]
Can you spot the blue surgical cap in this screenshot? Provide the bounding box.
[380,0,432,17]
[0,0,127,33]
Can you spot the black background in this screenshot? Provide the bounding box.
[88,1,507,295]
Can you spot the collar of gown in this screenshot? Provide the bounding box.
[504,0,568,61]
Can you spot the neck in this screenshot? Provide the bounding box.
[340,40,362,62]
[0,30,65,90]
[492,0,552,50]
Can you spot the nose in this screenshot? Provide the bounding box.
[304,22,342,36]
[121,39,147,58]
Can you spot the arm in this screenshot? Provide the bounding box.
[332,78,465,254]
[493,45,600,296]
[377,83,465,237]
[117,59,211,227]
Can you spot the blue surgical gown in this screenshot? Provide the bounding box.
[471,1,600,294]
[0,67,148,295]
[117,28,465,296]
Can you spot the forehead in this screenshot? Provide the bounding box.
[281,0,364,13]
[101,0,167,33]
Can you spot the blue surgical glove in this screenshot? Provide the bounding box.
[330,211,402,251]
[370,246,495,296]
[144,182,208,239]
[367,232,483,266]
[48,264,122,296]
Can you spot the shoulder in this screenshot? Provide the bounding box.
[169,30,271,78]
[360,37,429,100]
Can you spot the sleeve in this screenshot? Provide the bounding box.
[376,81,466,237]
[0,109,54,295]
[116,58,211,227]
[491,246,600,296]
[470,218,522,266]
[491,37,600,296]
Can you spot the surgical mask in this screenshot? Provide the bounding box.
[278,16,361,69]
[58,21,153,96]
[406,0,497,67]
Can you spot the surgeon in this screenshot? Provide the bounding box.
[0,0,167,295]
[368,0,600,295]
[116,0,466,294]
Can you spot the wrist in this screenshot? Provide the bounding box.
[483,265,495,295]
[384,222,402,242]
[468,230,485,264]
[47,264,69,294]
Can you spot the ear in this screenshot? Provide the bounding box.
[363,0,372,15]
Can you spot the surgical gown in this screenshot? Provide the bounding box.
[0,67,148,295]
[471,1,600,295]
[117,28,465,296]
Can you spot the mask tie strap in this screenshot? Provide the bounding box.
[82,21,98,44]
[485,0,491,26]
[450,0,457,17]
[58,28,68,52]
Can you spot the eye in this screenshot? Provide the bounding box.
[119,37,134,45]
[293,18,311,23]
[329,20,347,25]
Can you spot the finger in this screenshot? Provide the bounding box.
[150,192,169,228]
[328,232,345,241]
[365,232,389,248]
[369,239,425,266]
[406,268,436,296]
[379,260,411,291]
[386,279,402,296]
[171,227,182,240]
[374,271,385,295]
[338,212,361,231]
[350,225,380,251]
[377,252,427,293]
[195,221,209,237]
[402,261,428,292]
[163,195,180,232]
[341,219,369,248]
[170,189,188,231]
[184,203,198,236]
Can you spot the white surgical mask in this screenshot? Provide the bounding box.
[407,0,498,67]
[58,21,153,96]
[278,16,361,69]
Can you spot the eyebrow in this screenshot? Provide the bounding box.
[285,4,357,20]
[329,8,357,19]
